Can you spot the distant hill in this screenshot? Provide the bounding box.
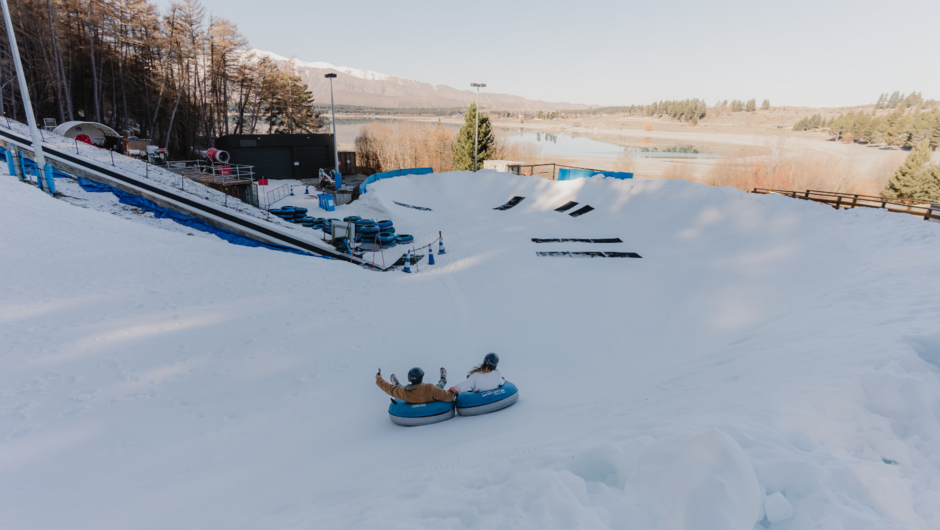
[251,50,590,112]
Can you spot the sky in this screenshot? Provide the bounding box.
[159,0,939,108]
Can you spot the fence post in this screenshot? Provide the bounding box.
[834,195,842,210]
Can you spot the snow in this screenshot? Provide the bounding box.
[250,49,392,81]
[2,166,940,530]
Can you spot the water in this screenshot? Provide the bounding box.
[333,118,721,159]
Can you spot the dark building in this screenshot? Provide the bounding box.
[215,134,336,181]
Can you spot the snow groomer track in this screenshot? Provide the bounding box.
[0,128,370,264]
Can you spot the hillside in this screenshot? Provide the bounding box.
[251,50,591,112]
[3,164,940,529]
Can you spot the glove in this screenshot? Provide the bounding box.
[448,386,460,394]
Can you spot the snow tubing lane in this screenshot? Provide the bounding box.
[455,382,519,416]
[0,129,368,263]
[388,399,455,426]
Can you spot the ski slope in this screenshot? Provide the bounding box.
[2,169,940,530]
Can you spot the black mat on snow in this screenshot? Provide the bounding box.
[555,201,579,212]
[536,251,642,258]
[531,238,623,243]
[390,253,426,267]
[569,205,595,217]
[393,201,432,211]
[494,196,525,210]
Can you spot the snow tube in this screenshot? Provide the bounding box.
[396,234,414,244]
[359,225,379,236]
[355,219,376,227]
[377,220,394,229]
[455,382,519,416]
[382,226,396,234]
[388,399,455,426]
[377,232,397,246]
[343,216,362,222]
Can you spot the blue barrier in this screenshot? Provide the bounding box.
[359,167,433,195]
[318,193,335,211]
[77,177,321,257]
[557,168,633,181]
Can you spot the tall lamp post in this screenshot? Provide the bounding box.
[325,73,339,177]
[1,0,48,184]
[470,83,486,171]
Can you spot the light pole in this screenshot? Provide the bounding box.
[1,0,48,182]
[325,73,339,177]
[470,83,486,171]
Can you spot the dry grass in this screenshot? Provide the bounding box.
[355,121,456,174]
[661,162,697,181]
[614,150,638,174]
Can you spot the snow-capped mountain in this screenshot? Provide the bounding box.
[250,49,589,111]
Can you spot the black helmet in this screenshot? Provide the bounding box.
[483,353,499,369]
[407,367,425,384]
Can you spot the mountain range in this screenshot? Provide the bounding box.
[251,50,590,112]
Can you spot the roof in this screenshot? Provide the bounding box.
[52,121,120,138]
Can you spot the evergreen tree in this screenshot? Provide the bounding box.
[915,164,940,201]
[887,91,901,108]
[883,139,934,199]
[761,99,770,110]
[876,93,887,109]
[746,99,757,112]
[452,103,494,171]
[265,71,321,134]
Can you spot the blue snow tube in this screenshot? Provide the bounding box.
[377,219,394,229]
[396,234,414,244]
[359,225,380,236]
[388,399,455,426]
[455,382,519,416]
[356,219,376,227]
[378,232,397,246]
[343,216,362,222]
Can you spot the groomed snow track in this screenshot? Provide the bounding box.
[0,128,371,266]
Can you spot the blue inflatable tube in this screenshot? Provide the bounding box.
[377,220,394,229]
[396,234,414,244]
[388,399,455,426]
[455,382,519,416]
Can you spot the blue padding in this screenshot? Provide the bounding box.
[558,168,633,181]
[0,147,75,179]
[455,382,518,408]
[359,167,433,194]
[388,399,454,418]
[76,177,324,257]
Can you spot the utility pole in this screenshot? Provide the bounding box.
[325,73,339,177]
[470,83,486,171]
[2,0,49,184]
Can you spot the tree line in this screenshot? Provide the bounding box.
[0,0,320,157]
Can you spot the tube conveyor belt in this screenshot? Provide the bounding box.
[0,128,370,265]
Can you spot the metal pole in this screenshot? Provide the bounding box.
[1,0,46,171]
[474,88,478,172]
[330,78,338,176]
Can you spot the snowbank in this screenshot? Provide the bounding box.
[1,168,939,530]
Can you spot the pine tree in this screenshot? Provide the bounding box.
[888,91,901,108]
[746,99,757,112]
[761,99,770,110]
[265,71,321,134]
[915,164,940,201]
[452,103,494,171]
[883,139,933,199]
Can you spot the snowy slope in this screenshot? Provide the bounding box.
[2,169,940,530]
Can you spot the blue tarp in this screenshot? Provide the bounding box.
[557,168,633,181]
[359,167,433,194]
[77,177,323,257]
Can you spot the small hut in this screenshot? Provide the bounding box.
[52,121,121,148]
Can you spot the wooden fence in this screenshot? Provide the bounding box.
[752,188,940,222]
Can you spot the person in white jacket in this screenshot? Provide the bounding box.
[449,353,505,394]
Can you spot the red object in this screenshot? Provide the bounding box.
[75,134,93,145]
[258,179,268,186]
[218,165,232,176]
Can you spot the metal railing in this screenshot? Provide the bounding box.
[752,188,940,222]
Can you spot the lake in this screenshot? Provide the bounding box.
[333,118,722,159]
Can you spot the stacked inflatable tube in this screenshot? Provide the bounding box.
[388,399,455,426]
[456,382,519,416]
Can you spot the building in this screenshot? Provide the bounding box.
[215,134,355,181]
[482,160,525,174]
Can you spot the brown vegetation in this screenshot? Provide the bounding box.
[661,162,697,181]
[643,122,654,132]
